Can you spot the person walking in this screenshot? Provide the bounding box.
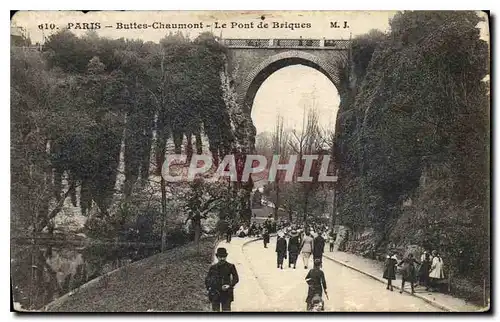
[313,231,326,263]
[419,251,432,290]
[328,231,335,252]
[398,253,420,294]
[429,250,445,291]
[262,227,270,248]
[383,253,398,291]
[225,221,233,243]
[305,259,328,311]
[276,232,287,269]
[205,248,239,312]
[300,230,314,269]
[249,222,257,237]
[288,229,300,269]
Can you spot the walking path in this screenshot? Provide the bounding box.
[323,251,484,312]
[217,236,485,312]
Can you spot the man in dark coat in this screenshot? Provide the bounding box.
[313,232,326,263]
[262,227,270,248]
[275,232,287,269]
[288,230,300,269]
[205,247,239,311]
[225,220,233,243]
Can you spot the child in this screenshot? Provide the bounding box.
[305,259,328,310]
[383,253,397,291]
[309,294,325,311]
[398,253,420,294]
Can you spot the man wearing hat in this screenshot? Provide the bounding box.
[313,230,326,264]
[205,247,239,311]
[288,229,300,269]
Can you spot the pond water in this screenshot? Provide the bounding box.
[11,241,161,310]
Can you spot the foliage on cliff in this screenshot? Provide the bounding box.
[334,11,489,287]
[11,30,254,237]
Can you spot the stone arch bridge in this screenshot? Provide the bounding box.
[221,38,351,113]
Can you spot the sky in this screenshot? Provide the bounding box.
[251,65,340,134]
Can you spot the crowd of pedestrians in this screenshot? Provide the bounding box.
[212,213,450,311]
[213,214,333,311]
[383,249,446,294]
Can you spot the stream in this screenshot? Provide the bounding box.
[11,239,162,310]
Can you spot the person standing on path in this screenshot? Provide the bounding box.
[262,227,270,248]
[419,251,432,290]
[429,250,445,290]
[398,253,420,294]
[288,229,300,269]
[313,231,326,263]
[205,247,239,312]
[328,231,335,252]
[383,253,398,291]
[300,230,314,269]
[305,259,328,311]
[225,220,233,243]
[276,232,287,269]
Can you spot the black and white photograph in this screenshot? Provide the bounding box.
[10,10,490,312]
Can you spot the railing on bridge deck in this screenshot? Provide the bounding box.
[220,38,350,49]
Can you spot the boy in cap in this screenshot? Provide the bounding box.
[205,247,239,311]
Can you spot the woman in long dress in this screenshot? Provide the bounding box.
[419,251,432,290]
[429,250,445,290]
[300,230,315,269]
[305,259,327,311]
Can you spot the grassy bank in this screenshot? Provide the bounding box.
[46,237,216,312]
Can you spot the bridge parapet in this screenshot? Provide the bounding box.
[220,38,350,50]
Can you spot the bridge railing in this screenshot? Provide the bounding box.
[272,39,321,47]
[220,38,350,49]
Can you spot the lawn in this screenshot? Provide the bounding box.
[46,237,216,312]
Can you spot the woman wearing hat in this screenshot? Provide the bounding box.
[429,250,445,291]
[419,251,432,290]
[205,247,239,311]
[288,229,300,269]
[300,230,315,269]
[276,232,287,269]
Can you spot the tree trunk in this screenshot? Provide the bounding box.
[186,133,193,164]
[193,215,201,254]
[160,176,167,252]
[195,131,203,155]
[274,182,280,220]
[302,188,310,222]
[331,187,336,229]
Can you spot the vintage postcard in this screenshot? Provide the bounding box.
[10,10,490,312]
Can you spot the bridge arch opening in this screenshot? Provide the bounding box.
[247,51,341,139]
[241,50,343,114]
[251,65,340,135]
